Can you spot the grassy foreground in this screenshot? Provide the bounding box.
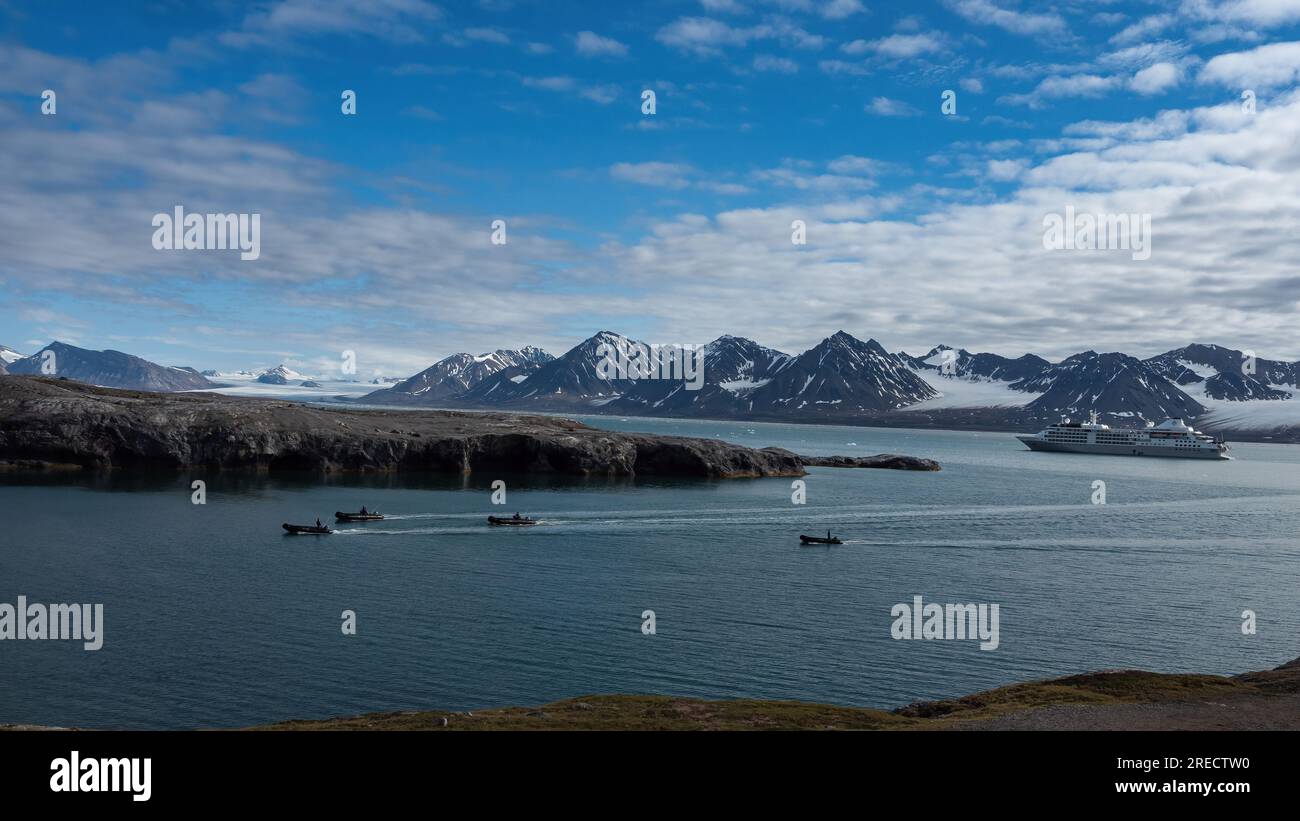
[252,656,1300,731]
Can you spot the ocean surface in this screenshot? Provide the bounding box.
[2,416,1299,729]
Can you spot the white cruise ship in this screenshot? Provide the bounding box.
[1017,414,1229,459]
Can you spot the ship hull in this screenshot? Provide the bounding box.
[1016,436,1228,459]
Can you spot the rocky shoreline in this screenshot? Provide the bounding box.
[800,453,941,471]
[0,377,937,478]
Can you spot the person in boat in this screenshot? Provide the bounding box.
[513,512,521,520]
[827,529,832,540]
[360,506,368,515]
[316,518,322,528]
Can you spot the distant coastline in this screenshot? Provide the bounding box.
[0,377,939,476]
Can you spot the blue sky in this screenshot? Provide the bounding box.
[2,0,1300,377]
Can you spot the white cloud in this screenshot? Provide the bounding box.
[867,96,921,116]
[221,0,443,47]
[1109,14,1176,45]
[1064,109,1194,142]
[753,54,800,72]
[656,17,758,56]
[1131,61,1183,94]
[946,0,1069,38]
[826,155,890,175]
[464,27,510,44]
[609,162,751,195]
[842,32,947,59]
[1000,74,1123,108]
[580,84,621,104]
[521,75,576,91]
[751,164,878,191]
[819,59,869,75]
[517,74,621,104]
[1200,40,1300,88]
[1186,0,1300,28]
[655,16,824,57]
[821,0,867,20]
[1099,41,1191,70]
[575,31,628,57]
[986,158,1026,180]
[611,162,695,189]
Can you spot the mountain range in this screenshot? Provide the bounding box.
[356,331,1300,440]
[5,335,1299,441]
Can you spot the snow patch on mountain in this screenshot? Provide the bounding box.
[1183,380,1300,431]
[904,371,1043,410]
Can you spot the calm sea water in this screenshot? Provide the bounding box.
[2,416,1299,729]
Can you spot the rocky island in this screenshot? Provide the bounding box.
[800,454,941,471]
[0,377,936,478]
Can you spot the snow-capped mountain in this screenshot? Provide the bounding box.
[744,331,937,415]
[433,330,936,418]
[1138,344,1300,435]
[1145,344,1296,401]
[256,365,306,385]
[603,335,793,416]
[0,345,25,365]
[458,332,640,407]
[1010,351,1206,423]
[364,347,554,404]
[699,335,793,387]
[5,342,214,391]
[910,345,1051,383]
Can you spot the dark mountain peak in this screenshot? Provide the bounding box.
[815,331,888,357]
[568,330,635,357]
[362,346,553,404]
[925,344,962,357]
[450,332,648,407]
[911,345,1049,384]
[1015,349,1203,424]
[516,345,554,364]
[1146,343,1294,401]
[6,341,213,392]
[588,330,628,345]
[706,334,786,357]
[749,331,935,413]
